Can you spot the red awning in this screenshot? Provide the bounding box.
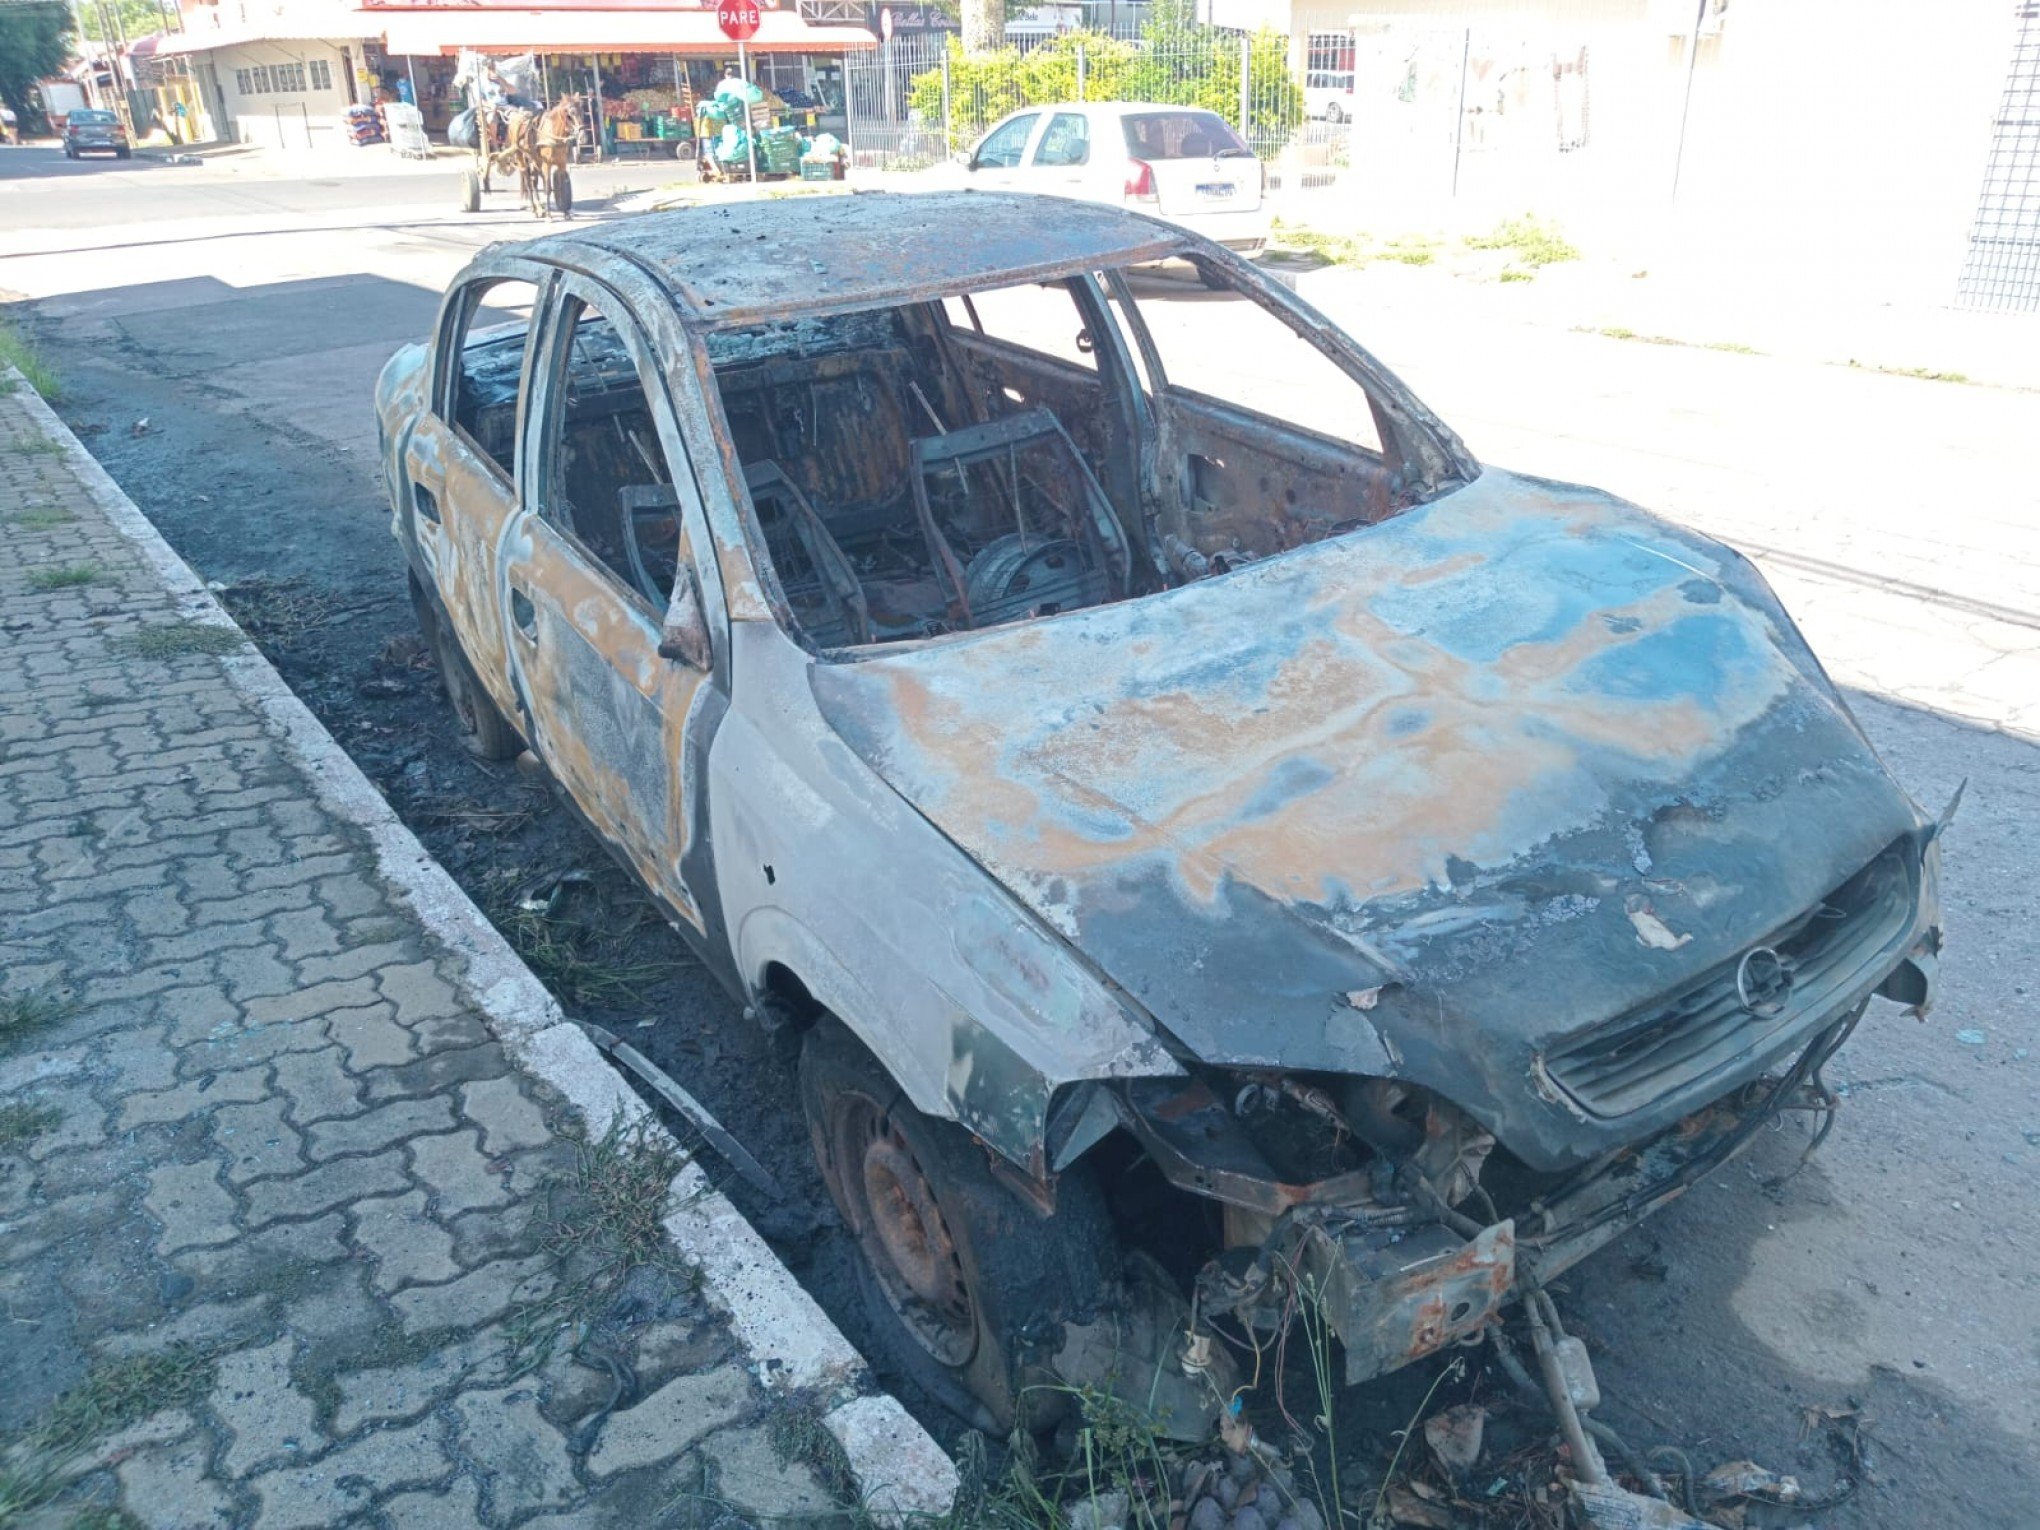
[378,8,876,55]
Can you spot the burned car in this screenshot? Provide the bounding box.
[376,192,1945,1440]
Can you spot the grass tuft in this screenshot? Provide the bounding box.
[216,575,340,646]
[491,902,683,1009]
[28,564,100,592]
[1466,213,1580,266]
[1847,359,1971,384]
[0,1348,217,1519]
[1581,324,1768,357]
[0,319,61,399]
[0,989,76,1047]
[10,507,76,529]
[0,320,59,401]
[0,1101,64,1147]
[108,623,246,660]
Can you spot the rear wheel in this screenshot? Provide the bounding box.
[550,167,573,218]
[800,1021,1116,1434]
[409,575,520,760]
[115,146,131,159]
[458,169,481,212]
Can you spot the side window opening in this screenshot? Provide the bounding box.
[543,298,682,607]
[448,278,541,482]
[1107,265,1405,570]
[1126,265,1384,455]
[1035,111,1090,166]
[973,112,1038,168]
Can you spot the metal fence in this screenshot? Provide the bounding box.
[843,30,1344,190]
[1959,1,2040,311]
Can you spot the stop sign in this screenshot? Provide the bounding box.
[717,1,761,41]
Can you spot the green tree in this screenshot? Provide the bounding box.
[0,2,76,133]
[75,0,164,46]
[908,12,1300,155]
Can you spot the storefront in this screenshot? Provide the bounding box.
[365,0,875,153]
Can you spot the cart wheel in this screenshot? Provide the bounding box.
[551,167,573,218]
[458,169,481,213]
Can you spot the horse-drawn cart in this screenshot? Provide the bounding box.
[455,97,578,220]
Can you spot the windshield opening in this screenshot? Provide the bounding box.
[685,261,1460,654]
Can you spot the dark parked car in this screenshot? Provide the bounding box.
[375,192,1946,1459]
[63,107,129,159]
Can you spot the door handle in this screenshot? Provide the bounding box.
[508,582,537,639]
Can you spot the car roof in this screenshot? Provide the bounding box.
[999,101,1234,118]
[518,190,1190,329]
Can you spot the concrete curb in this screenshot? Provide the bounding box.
[6,368,960,1521]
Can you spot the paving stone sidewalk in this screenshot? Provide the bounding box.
[0,381,934,1526]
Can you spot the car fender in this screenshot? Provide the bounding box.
[712,620,1181,1174]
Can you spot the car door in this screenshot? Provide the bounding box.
[967,109,1041,190]
[405,267,551,728]
[1027,109,1095,200]
[499,271,722,935]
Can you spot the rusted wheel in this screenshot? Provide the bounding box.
[799,1021,1116,1433]
[458,169,481,213]
[409,575,520,761]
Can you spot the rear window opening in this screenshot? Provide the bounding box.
[675,264,1455,651]
[1120,110,1251,159]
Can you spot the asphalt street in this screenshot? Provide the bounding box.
[3,141,2036,1527]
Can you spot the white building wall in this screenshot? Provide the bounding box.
[209,38,359,150]
[1225,0,2013,304]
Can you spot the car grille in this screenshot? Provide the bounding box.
[1544,841,1915,1118]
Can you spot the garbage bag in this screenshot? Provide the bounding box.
[448,107,478,148]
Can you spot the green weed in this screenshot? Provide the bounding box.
[0,319,60,399]
[1581,324,1767,357]
[10,507,75,529]
[0,989,76,1046]
[28,564,100,591]
[1498,266,1534,283]
[1848,359,1971,384]
[0,1348,217,1519]
[0,1101,63,1147]
[107,623,245,660]
[216,575,340,646]
[1466,214,1580,266]
[491,904,682,1009]
[1380,236,1437,267]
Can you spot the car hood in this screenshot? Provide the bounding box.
[810,470,1928,1166]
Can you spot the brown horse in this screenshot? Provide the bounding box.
[510,94,583,220]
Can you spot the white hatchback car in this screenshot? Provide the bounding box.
[959,101,1270,256]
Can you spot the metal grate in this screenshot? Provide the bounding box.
[1960,3,2040,310]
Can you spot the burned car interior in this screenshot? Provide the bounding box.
[702,267,1412,650]
[455,260,1419,647]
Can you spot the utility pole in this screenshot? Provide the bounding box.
[1670,0,1708,199]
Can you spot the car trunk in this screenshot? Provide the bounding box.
[1121,109,1261,217]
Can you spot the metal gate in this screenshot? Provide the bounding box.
[1959,2,2040,310]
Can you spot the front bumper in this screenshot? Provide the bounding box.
[1198,1036,1849,1384]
